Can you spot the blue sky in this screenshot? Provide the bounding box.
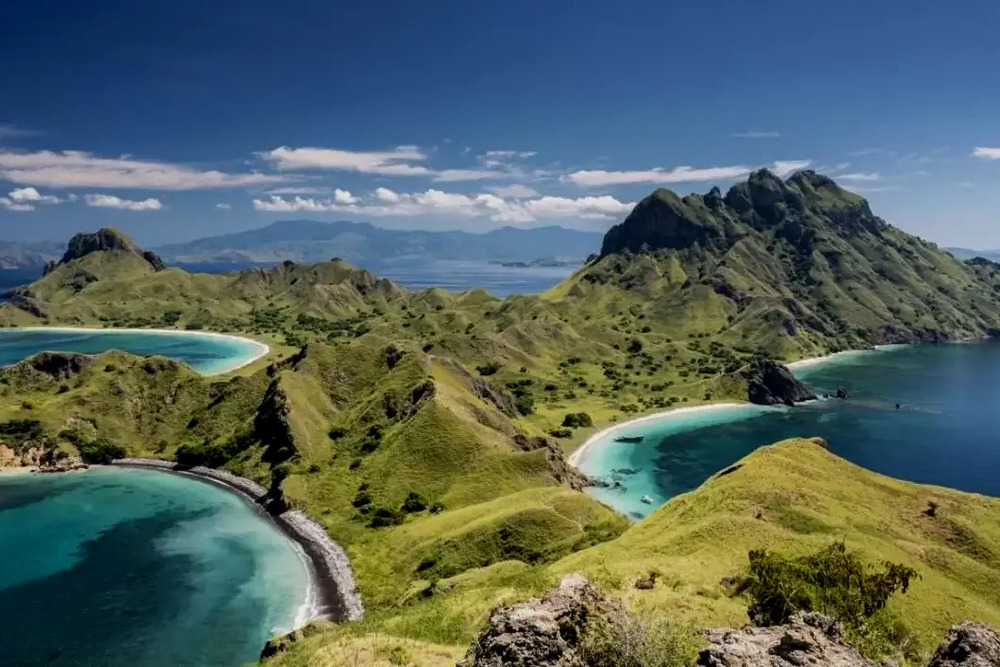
[1,0,999,247]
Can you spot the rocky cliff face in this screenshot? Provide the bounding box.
[928,622,1000,666]
[740,360,817,406]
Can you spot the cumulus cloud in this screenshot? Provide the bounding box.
[216,202,232,210]
[487,184,540,198]
[770,160,813,177]
[261,145,431,176]
[333,188,358,204]
[973,147,1000,159]
[478,150,538,168]
[733,131,781,138]
[0,150,288,189]
[0,186,62,211]
[84,194,163,211]
[253,188,632,224]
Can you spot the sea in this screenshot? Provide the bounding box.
[579,343,1000,520]
[0,259,576,298]
[0,467,309,666]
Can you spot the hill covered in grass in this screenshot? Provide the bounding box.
[5,171,1000,664]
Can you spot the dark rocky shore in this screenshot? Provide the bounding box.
[111,458,363,623]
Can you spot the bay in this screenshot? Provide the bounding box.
[0,467,310,666]
[579,343,1000,520]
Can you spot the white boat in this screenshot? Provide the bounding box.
[641,495,654,504]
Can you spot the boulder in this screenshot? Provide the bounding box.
[928,622,1000,667]
[698,612,874,667]
[460,574,622,667]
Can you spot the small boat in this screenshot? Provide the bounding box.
[614,435,644,444]
[641,495,654,504]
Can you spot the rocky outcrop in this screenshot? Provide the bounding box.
[254,378,296,467]
[473,378,518,417]
[928,622,1000,667]
[27,351,93,379]
[0,443,86,472]
[460,574,622,667]
[545,440,592,491]
[741,360,817,406]
[698,612,874,666]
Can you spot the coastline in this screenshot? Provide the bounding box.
[110,458,363,627]
[569,344,901,474]
[8,326,271,375]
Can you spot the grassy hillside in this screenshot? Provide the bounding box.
[263,438,1000,665]
[4,173,1000,664]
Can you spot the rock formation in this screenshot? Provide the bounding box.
[740,360,817,406]
[44,227,166,274]
[460,574,623,666]
[698,613,874,666]
[928,622,1000,666]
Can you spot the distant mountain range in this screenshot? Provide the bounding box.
[0,220,603,269]
[152,220,603,265]
[0,240,64,269]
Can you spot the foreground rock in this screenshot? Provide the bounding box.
[460,573,623,666]
[928,622,1000,666]
[741,359,817,406]
[698,612,874,666]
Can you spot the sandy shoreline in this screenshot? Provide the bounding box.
[569,345,900,474]
[9,326,271,375]
[110,458,363,626]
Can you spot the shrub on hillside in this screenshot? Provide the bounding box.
[514,394,535,416]
[734,542,920,660]
[561,412,593,428]
[401,491,428,513]
[476,361,500,376]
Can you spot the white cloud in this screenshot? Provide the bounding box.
[563,165,751,187]
[733,131,781,138]
[261,145,431,176]
[433,168,510,182]
[478,150,537,168]
[9,187,61,204]
[216,202,232,210]
[0,186,62,211]
[841,185,901,194]
[0,150,287,189]
[253,188,633,224]
[333,188,358,204]
[487,184,540,198]
[770,160,813,177]
[84,194,163,211]
[833,172,880,182]
[973,147,1000,160]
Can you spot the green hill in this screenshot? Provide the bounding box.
[4,172,1000,664]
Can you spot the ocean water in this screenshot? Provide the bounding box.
[0,329,264,375]
[0,260,575,299]
[0,467,309,666]
[579,343,1000,520]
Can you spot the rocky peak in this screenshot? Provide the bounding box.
[44,227,165,274]
[600,188,726,256]
[740,359,817,406]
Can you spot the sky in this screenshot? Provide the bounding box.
[1,0,999,247]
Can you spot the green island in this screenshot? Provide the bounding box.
[4,170,1000,665]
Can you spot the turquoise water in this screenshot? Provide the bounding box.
[0,328,265,375]
[0,467,309,666]
[579,343,1000,520]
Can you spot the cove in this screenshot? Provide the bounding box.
[0,466,310,666]
[576,342,1000,521]
[0,327,268,375]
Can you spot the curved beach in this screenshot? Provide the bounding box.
[9,326,271,375]
[111,458,363,625]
